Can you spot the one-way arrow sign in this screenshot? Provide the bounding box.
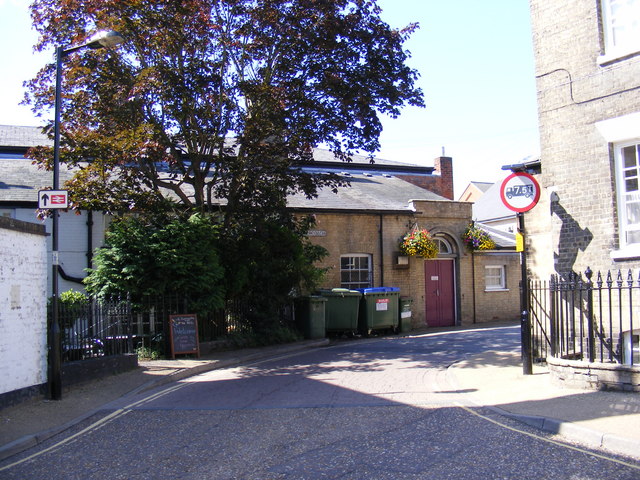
[38,190,69,209]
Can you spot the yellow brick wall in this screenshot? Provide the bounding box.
[301,200,521,329]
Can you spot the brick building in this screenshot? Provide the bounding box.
[287,155,520,328]
[526,0,640,363]
[1,125,521,331]
[527,0,640,278]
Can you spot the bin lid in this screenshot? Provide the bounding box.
[356,287,400,294]
[307,295,328,301]
[317,288,362,296]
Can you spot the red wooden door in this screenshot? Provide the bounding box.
[425,260,455,327]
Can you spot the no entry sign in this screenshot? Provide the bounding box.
[500,172,540,213]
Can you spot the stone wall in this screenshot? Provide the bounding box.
[527,0,640,279]
[468,252,521,324]
[548,356,640,392]
[305,199,518,328]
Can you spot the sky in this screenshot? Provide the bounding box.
[0,0,540,198]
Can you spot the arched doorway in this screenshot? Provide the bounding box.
[424,235,457,327]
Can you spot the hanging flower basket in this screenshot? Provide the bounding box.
[399,228,438,259]
[462,223,496,251]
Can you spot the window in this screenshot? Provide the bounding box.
[615,141,640,248]
[340,254,372,289]
[623,330,640,365]
[600,0,640,62]
[434,237,452,254]
[485,265,506,291]
[596,112,640,259]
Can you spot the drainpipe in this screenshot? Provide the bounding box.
[471,250,477,324]
[56,210,94,285]
[378,214,384,287]
[86,210,94,270]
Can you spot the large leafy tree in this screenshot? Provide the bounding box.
[26,0,424,226]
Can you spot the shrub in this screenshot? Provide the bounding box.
[85,212,225,312]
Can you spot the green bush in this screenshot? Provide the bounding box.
[136,345,161,360]
[85,212,225,312]
[225,325,302,349]
[219,214,328,332]
[59,289,89,306]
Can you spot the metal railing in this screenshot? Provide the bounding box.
[55,295,293,363]
[57,297,132,362]
[529,268,639,366]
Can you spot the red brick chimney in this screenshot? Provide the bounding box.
[433,156,454,200]
[396,156,454,200]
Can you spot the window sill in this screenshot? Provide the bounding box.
[611,245,640,261]
[598,46,640,65]
[485,288,509,293]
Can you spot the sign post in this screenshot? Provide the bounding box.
[500,172,540,375]
[38,190,69,209]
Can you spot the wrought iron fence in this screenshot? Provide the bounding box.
[55,295,295,363]
[58,297,132,362]
[529,268,640,366]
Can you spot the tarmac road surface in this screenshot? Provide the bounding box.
[1,325,639,479]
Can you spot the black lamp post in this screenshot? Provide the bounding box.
[49,30,124,400]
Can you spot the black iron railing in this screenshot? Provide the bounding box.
[529,268,639,366]
[54,295,293,363]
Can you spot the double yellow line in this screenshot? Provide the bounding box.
[0,382,188,472]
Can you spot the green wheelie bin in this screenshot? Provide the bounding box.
[399,296,413,333]
[317,288,362,334]
[295,296,327,339]
[356,287,400,334]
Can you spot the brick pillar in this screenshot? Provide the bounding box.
[434,156,454,200]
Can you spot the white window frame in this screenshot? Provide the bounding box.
[434,237,453,255]
[596,112,640,259]
[623,329,640,365]
[485,265,507,292]
[599,0,640,64]
[340,254,372,289]
[614,141,640,252]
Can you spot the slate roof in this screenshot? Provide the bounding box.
[0,125,51,150]
[472,181,515,223]
[470,181,493,194]
[288,173,446,212]
[0,125,447,211]
[0,158,75,203]
[0,156,446,211]
[476,222,516,249]
[0,125,428,169]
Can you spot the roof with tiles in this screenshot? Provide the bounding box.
[0,125,447,211]
[472,181,515,223]
[0,125,52,150]
[476,222,516,249]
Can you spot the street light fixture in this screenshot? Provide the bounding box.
[49,30,124,400]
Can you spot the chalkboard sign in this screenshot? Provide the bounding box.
[169,314,200,359]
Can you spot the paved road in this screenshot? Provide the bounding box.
[2,325,639,479]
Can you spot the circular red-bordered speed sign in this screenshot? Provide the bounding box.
[500,172,540,213]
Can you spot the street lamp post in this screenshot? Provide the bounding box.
[49,30,124,400]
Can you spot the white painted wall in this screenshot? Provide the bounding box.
[0,219,48,396]
[8,208,110,295]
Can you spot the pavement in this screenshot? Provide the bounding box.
[1,327,640,463]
